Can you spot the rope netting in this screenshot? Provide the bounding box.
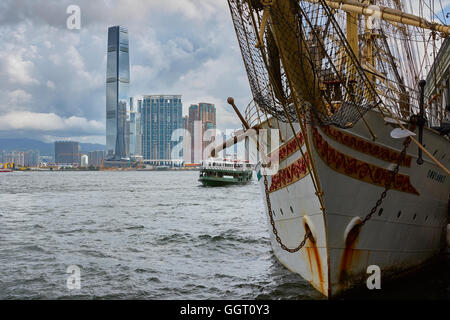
[228,0,382,128]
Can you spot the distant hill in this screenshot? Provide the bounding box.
[0,138,106,156]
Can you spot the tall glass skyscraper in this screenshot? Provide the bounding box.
[142,95,182,160]
[106,26,130,160]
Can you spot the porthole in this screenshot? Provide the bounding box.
[378,208,383,216]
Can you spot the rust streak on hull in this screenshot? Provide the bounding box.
[306,241,325,294]
[304,223,325,294]
[338,225,361,289]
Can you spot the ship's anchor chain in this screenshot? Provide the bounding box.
[262,126,413,251]
[359,134,413,228]
[263,174,312,253]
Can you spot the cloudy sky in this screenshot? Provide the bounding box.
[0,0,448,144]
[0,0,252,144]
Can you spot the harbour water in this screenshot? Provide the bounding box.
[0,171,448,299]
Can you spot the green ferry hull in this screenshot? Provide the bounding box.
[198,176,251,187]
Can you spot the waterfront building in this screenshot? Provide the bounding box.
[182,115,190,162]
[26,150,40,167]
[39,155,53,164]
[129,97,143,156]
[136,99,143,156]
[129,97,136,156]
[88,150,106,167]
[0,150,40,167]
[55,141,80,165]
[1,151,24,166]
[81,155,89,167]
[106,26,131,160]
[142,95,182,161]
[188,103,216,163]
[15,152,25,166]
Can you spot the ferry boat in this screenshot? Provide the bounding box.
[221,0,450,298]
[199,159,253,187]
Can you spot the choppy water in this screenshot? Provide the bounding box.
[0,171,448,300]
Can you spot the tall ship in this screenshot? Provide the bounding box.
[219,0,450,297]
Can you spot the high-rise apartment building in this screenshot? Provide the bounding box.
[106,26,130,160]
[129,97,143,157]
[0,150,40,167]
[188,103,216,163]
[182,116,190,162]
[1,151,24,166]
[80,155,89,167]
[26,150,40,167]
[55,141,80,165]
[88,151,106,167]
[136,99,143,157]
[142,95,182,160]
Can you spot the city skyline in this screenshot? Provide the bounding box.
[0,1,254,145]
[103,25,221,163]
[1,12,265,166]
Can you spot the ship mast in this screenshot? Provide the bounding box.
[302,0,450,35]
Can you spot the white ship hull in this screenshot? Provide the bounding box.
[256,109,449,298]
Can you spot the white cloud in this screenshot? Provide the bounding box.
[46,81,56,90]
[3,52,39,85]
[0,0,251,142]
[0,112,104,133]
[7,89,32,105]
[108,0,228,22]
[41,135,106,144]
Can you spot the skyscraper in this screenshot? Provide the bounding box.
[106,26,130,160]
[129,97,137,156]
[26,150,40,167]
[182,116,190,162]
[55,141,80,165]
[142,95,182,160]
[136,99,143,156]
[188,103,216,163]
[88,150,106,167]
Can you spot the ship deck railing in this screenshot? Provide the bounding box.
[201,164,253,172]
